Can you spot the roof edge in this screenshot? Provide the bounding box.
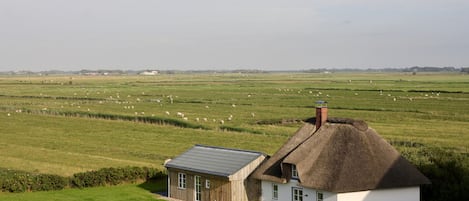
[165,164,230,178]
[194,144,267,156]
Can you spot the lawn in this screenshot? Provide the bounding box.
[0,184,165,201]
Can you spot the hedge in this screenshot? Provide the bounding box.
[0,167,165,193]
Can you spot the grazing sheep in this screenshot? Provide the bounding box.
[195,117,200,122]
[203,118,208,122]
[7,113,11,116]
[183,117,188,121]
[251,112,255,117]
[219,120,224,124]
[165,111,170,115]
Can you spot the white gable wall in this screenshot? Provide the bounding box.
[261,180,420,201]
[337,186,420,201]
[261,180,337,201]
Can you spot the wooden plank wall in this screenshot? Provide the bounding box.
[168,168,231,201]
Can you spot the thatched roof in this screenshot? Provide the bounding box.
[251,117,430,193]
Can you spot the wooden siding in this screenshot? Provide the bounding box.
[229,155,266,181]
[168,168,231,201]
[167,154,265,201]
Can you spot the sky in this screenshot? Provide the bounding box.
[1,0,468,71]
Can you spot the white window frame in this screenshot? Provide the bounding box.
[317,191,324,201]
[291,164,299,179]
[205,179,210,189]
[292,187,303,201]
[194,175,201,201]
[178,173,186,189]
[272,183,279,200]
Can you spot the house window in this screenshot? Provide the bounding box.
[292,187,303,201]
[272,183,279,199]
[205,179,210,189]
[195,176,201,201]
[178,173,186,189]
[291,164,298,179]
[317,192,324,201]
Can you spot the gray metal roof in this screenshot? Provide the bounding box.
[165,144,265,177]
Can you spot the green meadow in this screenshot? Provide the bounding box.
[0,184,165,201]
[1,72,468,200]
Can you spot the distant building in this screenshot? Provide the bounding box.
[140,70,159,75]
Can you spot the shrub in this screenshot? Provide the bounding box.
[1,167,165,192]
[71,167,164,188]
[416,148,469,201]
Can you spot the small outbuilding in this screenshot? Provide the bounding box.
[164,144,266,201]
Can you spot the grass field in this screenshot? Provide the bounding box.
[1,72,468,199]
[0,184,165,201]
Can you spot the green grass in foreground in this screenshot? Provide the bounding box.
[0,184,164,201]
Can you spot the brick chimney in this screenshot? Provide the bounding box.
[315,100,328,129]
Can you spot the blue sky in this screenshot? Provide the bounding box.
[1,0,468,71]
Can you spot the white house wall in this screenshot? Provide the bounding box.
[337,187,420,201]
[261,180,336,201]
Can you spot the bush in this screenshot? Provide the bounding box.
[0,169,69,193]
[415,148,469,201]
[1,167,165,193]
[71,167,164,188]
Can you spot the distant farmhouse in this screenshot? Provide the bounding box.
[165,102,430,201]
[140,70,159,75]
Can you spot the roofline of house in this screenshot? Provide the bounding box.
[194,144,267,156]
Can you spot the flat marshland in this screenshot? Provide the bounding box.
[0,72,468,200]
